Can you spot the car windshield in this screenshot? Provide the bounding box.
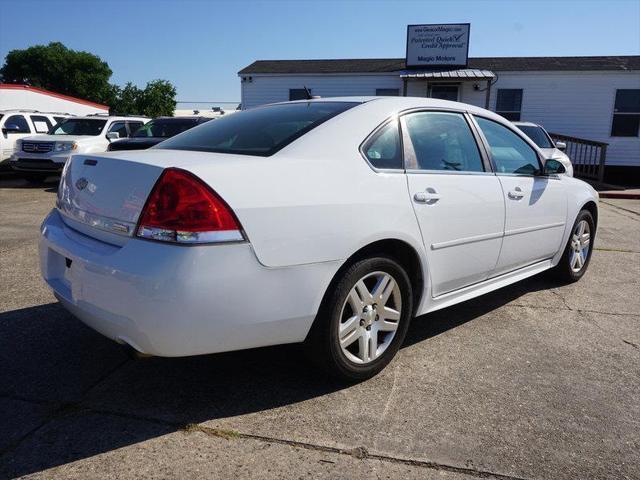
[49,119,107,136]
[517,125,554,148]
[133,119,199,138]
[155,102,359,156]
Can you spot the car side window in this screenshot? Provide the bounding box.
[403,111,484,172]
[127,121,143,135]
[362,120,403,169]
[475,116,541,175]
[108,121,128,138]
[4,115,31,134]
[30,115,53,133]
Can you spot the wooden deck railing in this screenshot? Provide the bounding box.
[549,133,608,182]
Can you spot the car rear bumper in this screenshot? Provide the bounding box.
[40,209,338,357]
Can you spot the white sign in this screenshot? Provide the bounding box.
[406,24,470,68]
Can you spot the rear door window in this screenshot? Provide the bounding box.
[403,112,484,172]
[156,102,359,156]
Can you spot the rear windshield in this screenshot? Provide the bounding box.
[517,125,554,149]
[155,102,359,156]
[50,119,107,136]
[133,118,199,138]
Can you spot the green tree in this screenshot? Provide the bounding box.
[1,42,177,117]
[0,42,113,104]
[110,82,143,115]
[110,80,176,117]
[138,80,177,117]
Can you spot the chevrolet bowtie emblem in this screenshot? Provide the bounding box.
[75,177,89,190]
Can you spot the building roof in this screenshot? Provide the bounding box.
[0,84,109,110]
[399,68,495,79]
[239,56,640,75]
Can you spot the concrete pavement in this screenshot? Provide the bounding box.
[0,176,638,479]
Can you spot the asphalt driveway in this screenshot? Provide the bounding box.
[0,176,638,479]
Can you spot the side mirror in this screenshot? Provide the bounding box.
[106,131,120,140]
[544,159,566,175]
[2,124,21,134]
[555,141,566,151]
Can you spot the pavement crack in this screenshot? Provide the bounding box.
[189,424,529,480]
[594,247,640,254]
[601,201,640,218]
[622,339,639,349]
[549,289,573,311]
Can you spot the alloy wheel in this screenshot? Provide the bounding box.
[570,219,591,272]
[338,271,402,364]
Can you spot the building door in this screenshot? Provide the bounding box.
[429,84,460,101]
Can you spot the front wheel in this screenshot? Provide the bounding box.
[306,256,413,382]
[552,209,595,282]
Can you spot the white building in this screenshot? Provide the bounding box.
[238,56,640,184]
[0,83,109,116]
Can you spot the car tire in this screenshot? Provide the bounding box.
[23,173,49,185]
[306,256,413,382]
[552,209,595,283]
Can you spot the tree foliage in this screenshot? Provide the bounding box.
[0,42,113,104]
[0,42,177,117]
[110,80,177,117]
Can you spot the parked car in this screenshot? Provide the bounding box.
[10,114,148,183]
[0,110,72,169]
[107,116,212,151]
[513,121,573,177]
[40,97,598,381]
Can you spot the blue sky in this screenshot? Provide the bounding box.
[1,0,639,105]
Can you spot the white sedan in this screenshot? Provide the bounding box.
[40,97,598,381]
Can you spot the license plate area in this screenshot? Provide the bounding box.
[46,248,73,301]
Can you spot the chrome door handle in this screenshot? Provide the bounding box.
[414,188,440,204]
[508,187,524,200]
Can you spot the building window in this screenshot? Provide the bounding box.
[496,89,523,121]
[611,89,640,137]
[289,88,311,101]
[376,88,399,96]
[429,84,459,101]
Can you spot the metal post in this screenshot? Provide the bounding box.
[402,78,408,97]
[598,144,607,183]
[484,79,492,110]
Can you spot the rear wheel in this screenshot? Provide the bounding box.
[552,209,595,282]
[307,256,413,382]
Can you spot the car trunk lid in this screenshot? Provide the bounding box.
[57,153,166,246]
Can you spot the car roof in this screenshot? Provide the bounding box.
[0,109,73,115]
[151,116,203,121]
[70,115,148,121]
[512,121,541,127]
[274,96,506,118]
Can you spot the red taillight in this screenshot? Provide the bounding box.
[136,168,244,244]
